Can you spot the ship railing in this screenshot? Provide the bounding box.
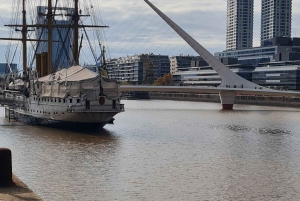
[69,104,125,112]
[0,92,24,107]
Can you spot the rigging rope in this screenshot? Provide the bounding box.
[82,22,97,63]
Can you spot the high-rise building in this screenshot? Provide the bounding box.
[36,6,74,70]
[261,0,292,45]
[226,0,254,50]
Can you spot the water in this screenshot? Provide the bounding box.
[1,100,300,200]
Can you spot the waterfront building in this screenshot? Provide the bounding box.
[36,6,74,70]
[190,57,209,68]
[253,61,300,90]
[172,65,253,86]
[261,0,292,45]
[106,54,170,85]
[226,0,254,50]
[173,60,300,90]
[169,55,197,74]
[215,37,300,66]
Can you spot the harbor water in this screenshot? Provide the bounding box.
[1,100,300,200]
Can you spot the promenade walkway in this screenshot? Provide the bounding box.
[0,175,41,201]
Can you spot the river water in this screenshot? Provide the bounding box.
[1,100,300,200]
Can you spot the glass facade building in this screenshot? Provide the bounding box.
[172,61,300,90]
[253,61,300,90]
[172,65,253,86]
[36,6,74,70]
[214,42,300,66]
[0,63,18,77]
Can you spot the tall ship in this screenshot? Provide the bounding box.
[0,0,124,129]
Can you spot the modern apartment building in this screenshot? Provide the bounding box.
[169,55,197,74]
[226,0,254,50]
[106,54,170,85]
[261,0,292,45]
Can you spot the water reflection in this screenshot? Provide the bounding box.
[1,101,300,200]
[209,123,292,136]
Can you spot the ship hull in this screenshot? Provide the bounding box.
[6,107,116,131]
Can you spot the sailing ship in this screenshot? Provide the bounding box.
[0,0,124,129]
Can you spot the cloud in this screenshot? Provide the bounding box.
[102,1,228,59]
[0,0,299,66]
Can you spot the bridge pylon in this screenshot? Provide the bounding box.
[144,0,267,110]
[219,91,236,110]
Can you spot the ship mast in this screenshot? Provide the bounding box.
[2,0,109,73]
[73,0,79,65]
[47,0,53,73]
[22,0,27,78]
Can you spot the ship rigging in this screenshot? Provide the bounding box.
[0,0,124,129]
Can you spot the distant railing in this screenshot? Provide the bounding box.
[69,104,125,112]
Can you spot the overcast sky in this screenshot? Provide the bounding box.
[0,0,299,66]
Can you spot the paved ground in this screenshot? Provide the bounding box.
[0,174,42,201]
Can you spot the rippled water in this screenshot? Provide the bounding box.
[1,100,300,200]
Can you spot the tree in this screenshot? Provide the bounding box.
[154,73,172,86]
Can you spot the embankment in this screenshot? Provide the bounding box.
[148,92,300,108]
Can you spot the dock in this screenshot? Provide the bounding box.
[0,148,42,200]
[0,175,42,201]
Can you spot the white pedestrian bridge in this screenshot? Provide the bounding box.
[119,1,300,110]
[120,85,300,110]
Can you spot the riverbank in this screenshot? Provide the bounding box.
[0,174,41,200]
[147,92,300,108]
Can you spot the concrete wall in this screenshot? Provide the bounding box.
[148,92,300,108]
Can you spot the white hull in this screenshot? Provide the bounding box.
[12,107,120,123]
[2,88,124,126]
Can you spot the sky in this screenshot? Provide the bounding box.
[0,0,299,67]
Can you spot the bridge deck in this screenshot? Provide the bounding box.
[120,86,300,98]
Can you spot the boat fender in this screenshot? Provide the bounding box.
[99,96,105,105]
